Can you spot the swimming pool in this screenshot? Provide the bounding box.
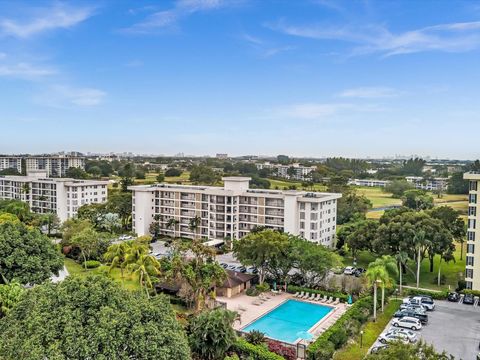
[242,299,332,344]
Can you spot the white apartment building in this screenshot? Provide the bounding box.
[405,176,449,191]
[25,156,85,177]
[0,157,22,173]
[256,162,317,181]
[349,179,390,187]
[464,172,480,290]
[130,177,341,247]
[0,171,108,222]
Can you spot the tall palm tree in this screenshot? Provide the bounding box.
[372,256,398,312]
[189,215,201,240]
[395,251,409,295]
[366,263,388,321]
[127,253,161,297]
[167,218,179,239]
[104,241,132,280]
[413,230,427,289]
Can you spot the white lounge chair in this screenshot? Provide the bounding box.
[332,298,340,305]
[319,295,328,303]
[309,293,316,300]
[293,292,300,297]
[296,291,304,298]
[302,292,310,299]
[314,294,322,301]
[326,296,334,304]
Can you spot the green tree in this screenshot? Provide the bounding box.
[0,199,31,223]
[70,227,110,269]
[0,222,63,285]
[384,179,414,198]
[0,282,24,318]
[156,172,165,182]
[189,309,237,360]
[447,172,468,194]
[189,215,201,240]
[103,241,132,280]
[40,212,60,235]
[402,189,434,210]
[65,167,89,179]
[119,163,135,191]
[0,276,191,360]
[337,191,372,224]
[189,165,219,185]
[370,256,398,312]
[400,157,426,176]
[127,253,162,296]
[165,168,182,177]
[167,218,180,239]
[365,263,389,321]
[107,191,132,230]
[364,340,453,360]
[77,203,107,229]
[428,206,466,259]
[345,220,378,258]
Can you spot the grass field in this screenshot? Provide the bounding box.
[333,300,402,360]
[64,258,141,291]
[267,178,327,191]
[354,186,402,209]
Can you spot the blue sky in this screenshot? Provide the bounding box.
[1,0,480,159]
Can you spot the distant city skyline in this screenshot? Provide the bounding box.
[1,0,480,158]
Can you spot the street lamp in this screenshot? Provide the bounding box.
[360,330,364,348]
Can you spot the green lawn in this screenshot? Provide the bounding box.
[354,186,401,209]
[266,178,327,191]
[64,258,141,291]
[333,300,401,360]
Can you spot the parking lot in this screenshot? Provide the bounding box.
[373,300,480,359]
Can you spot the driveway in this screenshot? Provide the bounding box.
[372,300,480,360]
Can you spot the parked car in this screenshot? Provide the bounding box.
[404,296,435,311]
[379,332,412,344]
[354,268,366,277]
[153,252,162,258]
[344,266,356,275]
[370,344,389,354]
[386,328,418,342]
[399,303,426,313]
[246,266,258,274]
[447,292,460,302]
[463,293,475,305]
[394,310,428,324]
[227,264,237,271]
[391,316,422,331]
[220,263,229,269]
[235,265,247,273]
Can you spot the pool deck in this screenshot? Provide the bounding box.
[218,292,348,342]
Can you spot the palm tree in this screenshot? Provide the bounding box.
[104,242,131,280]
[395,251,409,295]
[127,253,161,297]
[189,215,201,240]
[413,230,427,289]
[372,256,398,312]
[167,218,179,239]
[437,247,455,287]
[366,263,388,321]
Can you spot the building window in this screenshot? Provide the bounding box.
[468,231,476,241]
[469,219,477,230]
[466,269,474,279]
[467,256,475,266]
[300,212,305,220]
[470,194,477,204]
[469,206,477,216]
[467,244,475,254]
[466,281,473,289]
[470,181,478,191]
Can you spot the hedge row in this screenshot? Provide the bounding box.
[402,288,448,300]
[231,338,285,360]
[307,296,374,360]
[287,285,349,302]
[461,289,480,297]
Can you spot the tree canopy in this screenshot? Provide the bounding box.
[0,276,191,360]
[0,221,63,285]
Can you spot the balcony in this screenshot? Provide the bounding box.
[265,199,284,207]
[181,210,195,217]
[180,194,195,201]
[266,218,284,226]
[265,209,284,217]
[161,200,174,207]
[239,206,258,214]
[240,198,258,205]
[180,201,195,209]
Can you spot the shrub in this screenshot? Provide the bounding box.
[256,283,270,293]
[83,260,101,269]
[402,288,448,300]
[462,289,480,297]
[310,339,335,360]
[224,355,240,360]
[232,338,284,360]
[457,279,466,292]
[246,287,260,297]
[344,318,361,337]
[245,330,266,345]
[328,327,348,349]
[287,285,348,302]
[267,340,296,360]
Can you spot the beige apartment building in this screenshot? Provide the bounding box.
[0,170,108,222]
[464,172,480,290]
[129,177,341,247]
[0,155,85,177]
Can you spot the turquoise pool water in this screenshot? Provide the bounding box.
[242,299,332,344]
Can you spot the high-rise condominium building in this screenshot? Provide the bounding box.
[0,171,109,222]
[0,155,86,177]
[129,177,341,247]
[464,172,480,290]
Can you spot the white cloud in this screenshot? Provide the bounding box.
[0,4,94,38]
[338,86,401,98]
[240,32,294,57]
[268,20,480,57]
[124,0,242,33]
[35,85,106,108]
[0,61,56,79]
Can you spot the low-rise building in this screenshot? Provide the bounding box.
[349,179,390,187]
[129,177,341,247]
[405,176,449,191]
[256,162,317,181]
[0,171,108,221]
[0,155,85,177]
[0,156,22,173]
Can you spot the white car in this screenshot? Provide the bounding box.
[392,316,422,331]
[379,332,412,344]
[343,266,356,275]
[387,328,418,342]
